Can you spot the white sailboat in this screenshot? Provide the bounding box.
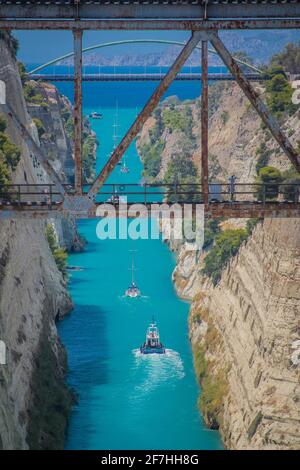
[125,251,141,298]
[120,155,129,174]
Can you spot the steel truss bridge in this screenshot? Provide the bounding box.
[0,1,300,219]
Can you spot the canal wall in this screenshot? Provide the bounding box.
[0,33,77,449]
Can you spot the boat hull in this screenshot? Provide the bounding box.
[140,345,166,355]
[125,288,141,298]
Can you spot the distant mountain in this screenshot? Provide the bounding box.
[58,30,300,68]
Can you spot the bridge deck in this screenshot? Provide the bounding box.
[0,183,299,218]
[0,0,299,29]
[30,73,266,82]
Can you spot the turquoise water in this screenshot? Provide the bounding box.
[57,80,222,450]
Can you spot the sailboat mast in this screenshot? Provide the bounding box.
[131,252,134,284]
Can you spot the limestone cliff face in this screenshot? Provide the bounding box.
[25,80,85,252]
[0,36,73,449]
[137,82,300,183]
[174,219,300,450]
[157,83,300,449]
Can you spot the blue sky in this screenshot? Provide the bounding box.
[15,29,300,67]
[15,30,190,63]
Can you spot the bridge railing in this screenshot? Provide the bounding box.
[0,182,299,207]
[83,182,300,205]
[0,184,63,207]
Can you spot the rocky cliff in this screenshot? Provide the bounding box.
[0,34,74,449]
[174,219,300,450]
[137,71,300,449]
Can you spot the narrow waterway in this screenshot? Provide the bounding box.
[57,73,223,450]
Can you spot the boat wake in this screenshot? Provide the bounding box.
[131,349,185,395]
[119,294,150,302]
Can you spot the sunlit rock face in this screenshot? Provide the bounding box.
[0,36,73,449]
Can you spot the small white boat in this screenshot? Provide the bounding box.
[125,251,141,298]
[120,157,130,174]
[89,112,103,119]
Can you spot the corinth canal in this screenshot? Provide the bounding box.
[56,71,222,450]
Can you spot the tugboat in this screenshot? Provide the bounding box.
[125,251,141,298]
[89,112,103,119]
[140,321,166,355]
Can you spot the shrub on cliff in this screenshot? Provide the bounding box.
[45,224,68,278]
[33,118,46,139]
[202,229,248,285]
[255,142,273,174]
[0,114,6,133]
[0,133,21,171]
[0,116,21,184]
[140,140,163,179]
[270,41,300,75]
[24,82,48,108]
[82,134,97,182]
[281,175,300,202]
[265,66,298,119]
[0,151,10,185]
[255,166,283,201]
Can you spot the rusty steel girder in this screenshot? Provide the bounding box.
[0,202,300,220]
[0,1,300,23]
[201,40,209,206]
[1,20,300,31]
[206,202,300,219]
[87,31,210,200]
[73,29,83,195]
[210,32,300,174]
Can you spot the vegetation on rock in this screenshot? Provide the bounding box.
[0,114,21,184]
[202,228,248,285]
[264,65,298,120]
[270,41,300,75]
[45,224,68,279]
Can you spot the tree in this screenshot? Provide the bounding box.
[265,66,298,119]
[0,114,7,133]
[202,229,248,285]
[0,133,21,171]
[45,224,68,278]
[256,166,283,201]
[270,41,300,75]
[281,175,300,202]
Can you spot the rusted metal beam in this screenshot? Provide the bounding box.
[201,40,209,206]
[206,202,300,219]
[1,202,300,220]
[0,2,299,21]
[73,29,83,195]
[88,31,206,200]
[1,19,300,31]
[210,33,300,174]
[0,103,66,195]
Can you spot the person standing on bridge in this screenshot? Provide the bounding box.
[228,175,237,202]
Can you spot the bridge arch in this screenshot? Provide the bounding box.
[28,39,262,75]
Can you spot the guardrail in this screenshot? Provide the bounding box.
[0,182,299,207]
